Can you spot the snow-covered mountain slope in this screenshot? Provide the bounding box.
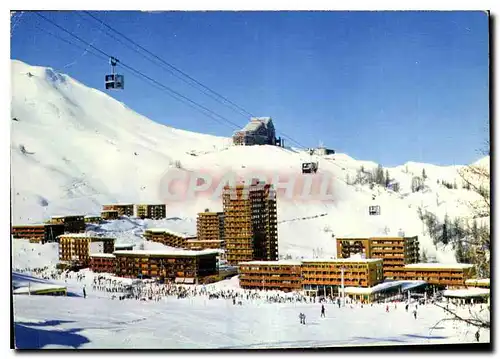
[10,60,489,262]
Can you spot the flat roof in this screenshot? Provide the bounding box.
[13,283,67,295]
[344,280,427,295]
[239,260,303,266]
[90,253,116,258]
[85,215,101,218]
[404,263,474,270]
[443,288,490,298]
[101,210,119,213]
[115,243,135,248]
[103,203,134,206]
[302,258,383,264]
[113,249,220,257]
[136,203,165,206]
[465,278,490,285]
[58,233,115,240]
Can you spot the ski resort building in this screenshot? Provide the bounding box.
[12,223,65,244]
[143,228,196,248]
[101,210,119,220]
[301,258,385,293]
[391,263,475,288]
[50,215,86,233]
[58,234,115,266]
[238,260,303,292]
[336,236,420,278]
[232,117,282,146]
[89,253,116,273]
[222,183,278,265]
[197,211,224,243]
[113,249,218,282]
[102,204,134,217]
[185,239,224,251]
[135,204,166,219]
[84,215,102,224]
[465,278,490,289]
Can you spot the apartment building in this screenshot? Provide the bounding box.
[12,223,65,244]
[102,204,134,217]
[223,182,278,265]
[58,234,115,266]
[238,260,302,292]
[135,204,166,219]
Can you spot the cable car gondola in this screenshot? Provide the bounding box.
[301,148,319,174]
[105,57,124,90]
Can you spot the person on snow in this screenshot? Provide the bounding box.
[413,309,417,320]
[386,305,389,313]
[299,313,305,325]
[475,330,480,342]
[321,304,326,318]
[83,286,87,299]
[337,298,341,308]
[405,303,409,312]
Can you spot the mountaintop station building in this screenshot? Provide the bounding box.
[232,117,283,147]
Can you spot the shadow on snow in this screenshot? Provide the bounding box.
[14,321,90,349]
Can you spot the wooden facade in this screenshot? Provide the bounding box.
[113,250,218,281]
[135,204,166,219]
[102,204,134,217]
[50,215,85,233]
[301,258,384,289]
[336,236,419,278]
[392,263,475,288]
[185,239,224,250]
[90,254,116,273]
[101,210,119,220]
[238,261,302,292]
[223,183,278,265]
[12,224,65,244]
[197,211,224,243]
[143,228,195,248]
[58,234,115,266]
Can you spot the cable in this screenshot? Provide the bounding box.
[79,12,251,119]
[81,12,312,149]
[83,11,254,119]
[34,11,241,131]
[35,11,311,150]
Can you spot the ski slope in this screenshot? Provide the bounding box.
[10,59,489,262]
[13,293,489,349]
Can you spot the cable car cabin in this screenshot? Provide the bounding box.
[105,74,125,90]
[302,162,318,174]
[369,205,380,215]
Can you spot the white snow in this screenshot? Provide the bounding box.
[442,288,490,298]
[10,60,491,348]
[13,293,489,349]
[10,60,490,263]
[344,281,427,295]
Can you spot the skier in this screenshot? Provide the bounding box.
[303,313,306,325]
[405,303,409,312]
[321,304,326,318]
[413,309,417,320]
[337,298,341,308]
[386,305,389,313]
[83,285,87,299]
[475,330,480,342]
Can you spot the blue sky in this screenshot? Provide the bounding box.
[11,11,489,166]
